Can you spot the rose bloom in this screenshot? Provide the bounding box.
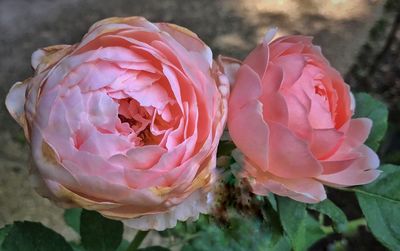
[6,17,229,230]
[228,33,380,203]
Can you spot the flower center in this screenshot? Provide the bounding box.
[115,99,154,143]
[314,84,327,98]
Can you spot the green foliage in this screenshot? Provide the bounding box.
[354,93,388,151]
[0,221,72,251]
[277,197,325,251]
[262,197,284,245]
[179,213,285,251]
[116,240,130,251]
[80,209,123,251]
[356,164,400,250]
[308,199,348,233]
[64,208,82,233]
[138,246,170,251]
[0,225,12,250]
[70,242,86,251]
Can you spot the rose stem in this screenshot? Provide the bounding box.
[320,218,367,236]
[125,230,149,251]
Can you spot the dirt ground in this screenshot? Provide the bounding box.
[0,0,385,246]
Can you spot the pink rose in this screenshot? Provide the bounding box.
[6,17,229,230]
[228,33,380,203]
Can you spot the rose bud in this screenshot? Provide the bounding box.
[228,32,380,203]
[6,17,229,230]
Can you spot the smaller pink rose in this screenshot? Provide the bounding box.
[228,33,380,203]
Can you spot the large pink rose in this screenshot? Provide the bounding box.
[228,33,380,203]
[6,17,229,230]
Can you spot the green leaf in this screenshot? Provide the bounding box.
[266,194,278,211]
[64,208,82,233]
[354,93,388,150]
[303,215,326,247]
[269,236,291,251]
[356,164,400,250]
[308,199,348,233]
[138,246,170,251]
[116,240,129,251]
[262,198,284,245]
[1,221,73,251]
[69,242,85,251]
[0,225,12,250]
[181,212,279,251]
[80,209,123,251]
[277,197,325,251]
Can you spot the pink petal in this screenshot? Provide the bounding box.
[321,158,357,175]
[87,92,119,132]
[267,122,322,178]
[156,23,213,67]
[5,81,28,127]
[259,64,288,124]
[216,56,241,86]
[284,91,312,140]
[228,100,269,170]
[241,155,326,203]
[317,145,380,187]
[274,54,305,90]
[343,118,372,149]
[243,43,269,79]
[253,177,326,203]
[76,129,131,158]
[309,129,344,159]
[229,65,262,109]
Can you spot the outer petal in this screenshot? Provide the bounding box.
[5,81,28,129]
[229,100,269,170]
[317,145,380,187]
[251,177,326,204]
[31,44,72,71]
[237,151,326,203]
[228,65,262,109]
[242,43,269,79]
[343,118,372,149]
[216,55,241,86]
[124,190,209,231]
[156,23,212,67]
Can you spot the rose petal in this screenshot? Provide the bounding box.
[229,100,270,170]
[243,43,269,79]
[229,64,262,109]
[317,145,380,186]
[267,122,322,178]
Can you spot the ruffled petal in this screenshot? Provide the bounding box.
[123,190,209,231]
[5,81,28,132]
[251,177,326,204]
[317,145,380,187]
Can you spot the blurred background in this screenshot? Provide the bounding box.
[0,0,399,250]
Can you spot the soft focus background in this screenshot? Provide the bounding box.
[0,0,399,250]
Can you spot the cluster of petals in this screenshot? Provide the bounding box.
[228,33,380,203]
[6,17,229,230]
